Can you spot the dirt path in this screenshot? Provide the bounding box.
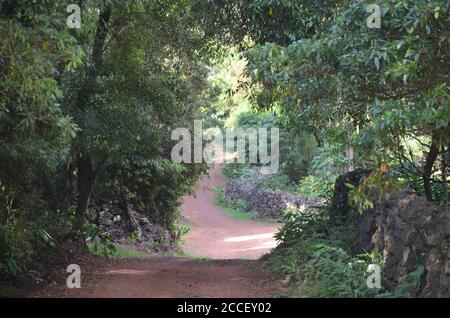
[37,257,280,298]
[34,164,282,298]
[181,164,279,259]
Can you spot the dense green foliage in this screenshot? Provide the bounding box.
[243,0,449,203]
[202,0,449,297]
[272,206,425,297]
[0,0,448,298]
[215,0,449,199]
[213,187,254,220]
[272,208,377,297]
[0,0,212,280]
[235,111,319,182]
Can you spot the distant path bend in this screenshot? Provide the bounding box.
[181,164,279,260]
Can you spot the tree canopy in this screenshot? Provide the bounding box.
[0,0,448,287]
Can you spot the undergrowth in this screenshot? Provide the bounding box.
[269,206,425,298]
[212,187,254,220]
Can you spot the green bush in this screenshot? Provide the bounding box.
[281,134,318,182]
[212,187,253,220]
[296,176,334,198]
[213,187,251,211]
[213,187,229,206]
[230,111,319,183]
[299,244,381,297]
[308,143,350,183]
[259,174,296,192]
[0,203,61,280]
[222,163,250,179]
[378,265,425,298]
[85,223,118,258]
[272,206,385,297]
[273,203,428,297]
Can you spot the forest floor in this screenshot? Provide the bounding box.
[32,164,283,298]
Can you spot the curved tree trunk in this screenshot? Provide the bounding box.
[423,132,439,201]
[72,151,95,239]
[70,7,112,240]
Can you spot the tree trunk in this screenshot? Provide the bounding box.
[72,151,95,239]
[423,132,439,201]
[441,146,447,202]
[70,7,111,240]
[442,143,449,203]
[0,0,16,18]
[61,160,74,217]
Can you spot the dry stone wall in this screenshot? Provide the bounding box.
[224,171,326,219]
[333,170,450,297]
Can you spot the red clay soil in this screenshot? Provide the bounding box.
[181,164,280,260]
[32,165,282,298]
[34,257,281,298]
